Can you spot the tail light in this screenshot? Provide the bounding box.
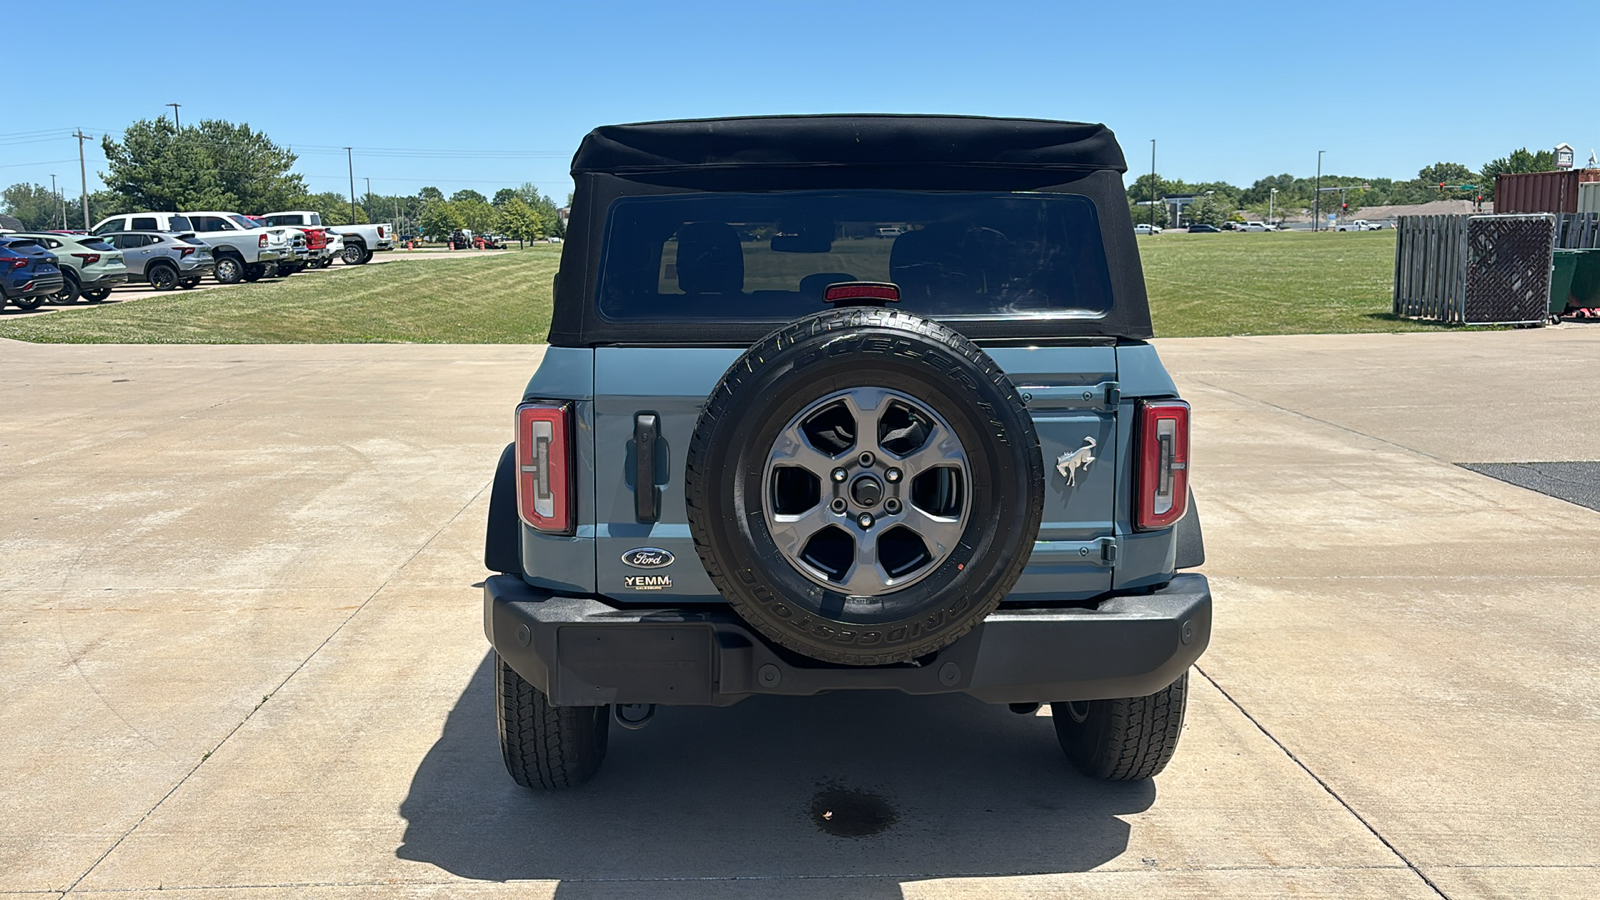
[1135,400,1190,531]
[377,226,386,238]
[178,247,195,257]
[259,235,268,248]
[71,253,101,264]
[4,258,27,270]
[516,401,574,534]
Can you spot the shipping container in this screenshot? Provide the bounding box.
[1581,182,1600,216]
[1496,170,1579,214]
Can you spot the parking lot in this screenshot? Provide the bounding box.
[2,328,1597,899]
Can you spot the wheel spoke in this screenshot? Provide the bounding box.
[839,388,891,457]
[839,531,893,595]
[894,421,965,475]
[770,426,841,479]
[769,505,833,558]
[903,506,965,557]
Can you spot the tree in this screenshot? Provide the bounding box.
[306,191,369,226]
[492,188,518,207]
[1186,193,1234,228]
[1480,148,1556,201]
[499,197,540,247]
[419,199,463,241]
[418,186,445,203]
[1,183,66,230]
[450,189,488,205]
[456,198,498,234]
[99,118,304,213]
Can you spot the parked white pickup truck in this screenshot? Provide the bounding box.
[91,211,294,284]
[1335,219,1385,232]
[261,210,394,265]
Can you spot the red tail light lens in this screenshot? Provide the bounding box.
[515,402,573,534]
[178,247,195,257]
[377,226,386,238]
[258,235,268,248]
[71,253,101,264]
[1135,400,1190,531]
[5,258,28,270]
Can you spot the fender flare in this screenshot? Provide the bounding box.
[1174,488,1205,569]
[485,442,521,574]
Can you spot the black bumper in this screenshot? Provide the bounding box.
[484,574,1211,707]
[80,273,129,291]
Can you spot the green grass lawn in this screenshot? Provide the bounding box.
[0,246,560,344]
[1141,229,1440,336]
[0,232,1444,344]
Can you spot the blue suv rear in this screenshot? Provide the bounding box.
[483,116,1212,790]
[0,236,64,311]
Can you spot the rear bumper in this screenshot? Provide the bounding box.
[80,272,129,290]
[485,573,1211,707]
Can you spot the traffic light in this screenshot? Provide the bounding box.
[1440,182,1446,189]
[1342,202,1348,211]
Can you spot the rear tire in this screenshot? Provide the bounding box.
[13,294,45,310]
[178,278,200,289]
[82,288,110,303]
[342,243,371,265]
[1052,671,1188,781]
[242,263,266,282]
[148,263,179,291]
[214,256,244,284]
[51,274,81,304]
[495,653,609,790]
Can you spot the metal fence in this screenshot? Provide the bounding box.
[1393,214,1555,325]
[1556,212,1600,249]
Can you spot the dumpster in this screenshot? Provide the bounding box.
[1551,249,1600,314]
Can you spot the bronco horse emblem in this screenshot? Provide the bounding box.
[1055,436,1097,487]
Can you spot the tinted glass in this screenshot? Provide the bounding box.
[79,238,116,251]
[93,218,126,235]
[229,215,256,230]
[598,191,1113,323]
[190,216,226,232]
[169,215,192,232]
[307,213,321,226]
[131,217,158,230]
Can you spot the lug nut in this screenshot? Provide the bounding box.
[857,513,874,529]
[831,497,848,513]
[884,498,901,514]
[858,451,875,468]
[831,468,848,483]
[885,468,901,483]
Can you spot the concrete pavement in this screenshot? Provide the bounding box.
[1,328,1597,898]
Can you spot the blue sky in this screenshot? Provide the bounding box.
[6,0,1592,204]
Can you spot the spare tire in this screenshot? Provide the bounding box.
[685,307,1043,666]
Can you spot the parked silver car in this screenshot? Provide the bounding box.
[103,232,216,290]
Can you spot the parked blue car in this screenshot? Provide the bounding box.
[0,235,64,311]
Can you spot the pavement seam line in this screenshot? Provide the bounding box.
[56,478,494,897]
[1185,376,1456,466]
[1195,665,1451,900]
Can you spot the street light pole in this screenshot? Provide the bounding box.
[345,147,356,225]
[1314,150,1324,232]
[51,174,60,228]
[166,103,181,129]
[1150,139,1157,230]
[1269,187,1277,226]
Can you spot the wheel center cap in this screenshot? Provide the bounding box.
[850,475,883,508]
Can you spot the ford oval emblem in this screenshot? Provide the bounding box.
[622,547,675,569]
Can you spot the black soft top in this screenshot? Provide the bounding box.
[572,114,1127,177]
[552,115,1151,347]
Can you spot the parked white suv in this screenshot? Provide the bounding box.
[260,210,394,265]
[92,211,293,284]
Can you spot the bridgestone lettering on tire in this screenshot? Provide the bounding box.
[495,653,609,790]
[685,307,1044,666]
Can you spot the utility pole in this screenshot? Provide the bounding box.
[74,129,90,229]
[1269,187,1277,226]
[167,103,181,129]
[364,177,371,220]
[1150,139,1157,230]
[51,175,60,228]
[1314,150,1324,232]
[345,147,356,225]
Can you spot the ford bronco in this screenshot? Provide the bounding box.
[483,115,1211,790]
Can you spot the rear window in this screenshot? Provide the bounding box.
[78,238,116,251]
[131,217,159,231]
[169,215,192,232]
[2,239,40,250]
[597,190,1113,323]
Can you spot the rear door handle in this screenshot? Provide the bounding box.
[635,413,659,523]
